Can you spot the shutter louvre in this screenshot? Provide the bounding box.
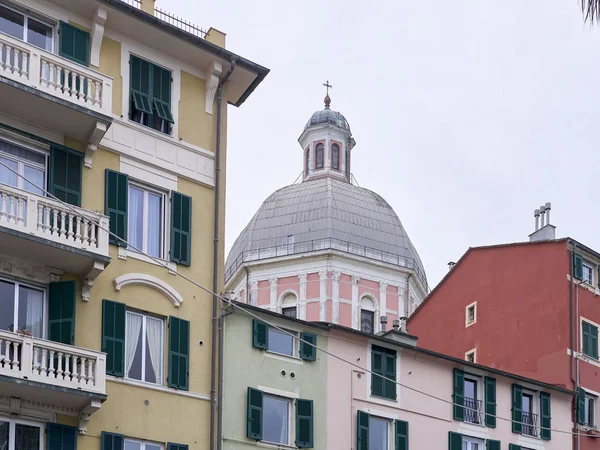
[252,319,268,350]
[357,411,369,450]
[577,387,587,425]
[574,253,583,280]
[300,332,317,361]
[394,419,408,450]
[102,299,126,377]
[540,391,551,440]
[385,350,397,400]
[486,440,500,450]
[59,21,89,66]
[591,324,599,359]
[295,399,314,448]
[247,387,263,440]
[448,432,462,450]
[46,423,77,450]
[168,316,190,390]
[512,384,523,433]
[50,146,82,207]
[453,368,465,421]
[484,376,497,428]
[48,281,76,345]
[105,169,128,246]
[170,191,192,266]
[371,347,384,397]
[101,432,124,450]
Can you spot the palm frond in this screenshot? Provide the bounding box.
[582,0,600,23]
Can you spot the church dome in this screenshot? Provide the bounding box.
[225,176,428,289]
[304,108,350,131]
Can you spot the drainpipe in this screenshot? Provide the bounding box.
[568,240,579,450]
[217,302,235,450]
[211,57,237,450]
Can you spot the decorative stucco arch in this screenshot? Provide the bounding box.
[279,289,299,305]
[359,294,379,311]
[113,273,184,307]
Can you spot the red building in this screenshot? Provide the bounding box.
[409,205,599,449]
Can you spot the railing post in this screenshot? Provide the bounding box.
[95,353,106,392]
[28,50,39,86]
[97,216,109,255]
[26,196,37,234]
[102,80,112,114]
[20,336,33,379]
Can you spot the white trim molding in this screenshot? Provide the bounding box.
[90,7,107,68]
[205,60,222,114]
[113,273,183,307]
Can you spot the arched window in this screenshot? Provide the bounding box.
[304,148,310,176]
[331,144,340,170]
[315,143,324,169]
[345,150,350,180]
[281,293,297,318]
[360,296,376,333]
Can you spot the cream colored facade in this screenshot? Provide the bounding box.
[0,1,267,449]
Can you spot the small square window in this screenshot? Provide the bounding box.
[465,349,476,364]
[267,328,295,357]
[465,302,477,327]
[262,394,290,445]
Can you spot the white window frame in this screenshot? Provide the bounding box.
[0,415,44,450]
[583,390,597,428]
[465,348,477,363]
[520,388,539,437]
[466,301,477,327]
[0,135,48,194]
[123,437,164,450]
[0,2,55,52]
[582,261,594,285]
[367,415,392,450]
[266,327,297,358]
[262,393,292,446]
[124,310,165,385]
[0,276,46,338]
[463,374,483,426]
[462,435,484,450]
[127,181,168,260]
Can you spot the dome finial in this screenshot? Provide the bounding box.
[323,80,332,109]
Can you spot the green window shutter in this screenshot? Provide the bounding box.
[102,299,126,377]
[247,387,263,440]
[46,423,77,450]
[170,191,192,266]
[48,281,76,345]
[591,324,599,359]
[384,349,397,400]
[252,319,268,349]
[132,91,153,114]
[300,332,317,361]
[508,445,521,450]
[105,169,128,246]
[167,444,188,450]
[169,316,190,390]
[371,347,384,397]
[394,419,408,450]
[448,432,462,450]
[485,440,500,450]
[295,399,314,448]
[574,253,583,280]
[484,376,497,428]
[540,392,551,440]
[101,432,124,450]
[583,322,591,356]
[577,387,587,424]
[50,146,82,207]
[154,99,174,123]
[453,368,465,421]
[357,411,369,450]
[512,384,523,433]
[59,21,89,66]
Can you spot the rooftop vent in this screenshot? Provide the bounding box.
[529,202,556,242]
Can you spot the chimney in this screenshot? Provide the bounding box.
[529,202,556,242]
[448,261,456,271]
[380,316,388,332]
[141,0,156,15]
[392,319,400,331]
[399,317,408,333]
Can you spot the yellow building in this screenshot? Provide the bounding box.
[0,0,268,449]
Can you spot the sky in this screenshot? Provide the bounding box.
[164,0,600,289]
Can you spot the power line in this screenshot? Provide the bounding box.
[0,159,590,438]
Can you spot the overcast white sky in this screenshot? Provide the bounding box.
[166,0,600,288]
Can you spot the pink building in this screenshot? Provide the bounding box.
[225,95,428,333]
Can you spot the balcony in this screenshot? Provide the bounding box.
[0,183,110,300]
[522,411,538,437]
[0,32,112,144]
[464,397,483,424]
[0,330,106,433]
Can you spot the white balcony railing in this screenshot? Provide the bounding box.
[0,33,112,115]
[0,330,106,395]
[0,183,109,258]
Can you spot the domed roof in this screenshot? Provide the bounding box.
[304,108,350,131]
[225,177,428,289]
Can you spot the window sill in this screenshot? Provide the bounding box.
[264,351,304,365]
[127,118,174,140]
[370,394,398,403]
[118,247,177,273]
[106,375,210,401]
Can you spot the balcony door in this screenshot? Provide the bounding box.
[0,3,53,51]
[0,138,47,196]
[0,279,45,338]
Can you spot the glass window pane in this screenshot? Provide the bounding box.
[23,165,44,196]
[17,286,44,338]
[15,423,40,450]
[464,380,476,400]
[368,416,388,450]
[27,18,52,51]
[263,395,289,444]
[0,280,16,332]
[124,441,141,450]
[361,310,374,333]
[144,316,162,384]
[0,5,24,40]
[147,192,161,257]
[128,187,144,251]
[282,307,297,318]
[126,313,144,381]
[0,421,8,450]
[268,328,294,356]
[0,156,18,187]
[145,445,162,450]
[522,395,531,413]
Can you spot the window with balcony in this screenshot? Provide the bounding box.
[128,183,166,258]
[453,369,496,427]
[521,392,536,437]
[463,377,482,424]
[0,3,53,51]
[512,385,551,440]
[125,311,164,385]
[0,417,43,450]
[0,138,46,196]
[0,279,44,338]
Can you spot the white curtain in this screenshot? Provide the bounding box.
[128,187,143,251]
[23,287,43,338]
[125,313,142,377]
[147,193,161,257]
[145,317,162,384]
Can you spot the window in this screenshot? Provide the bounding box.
[0,138,46,196]
[267,327,295,357]
[0,279,45,338]
[125,311,164,385]
[466,301,477,327]
[282,307,297,318]
[315,143,324,169]
[368,416,388,449]
[331,143,340,170]
[582,320,599,359]
[465,349,476,363]
[462,435,485,450]
[585,394,595,427]
[361,309,374,333]
[252,320,316,361]
[454,370,496,427]
[287,235,295,254]
[0,4,53,51]
[357,412,407,450]
[263,394,290,445]
[345,150,350,180]
[0,417,43,450]
[371,345,397,400]
[521,392,536,437]
[464,377,481,424]
[304,148,309,176]
[582,261,594,285]
[128,183,166,258]
[124,438,163,450]
[130,55,174,135]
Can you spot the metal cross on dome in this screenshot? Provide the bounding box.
[323,80,333,96]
